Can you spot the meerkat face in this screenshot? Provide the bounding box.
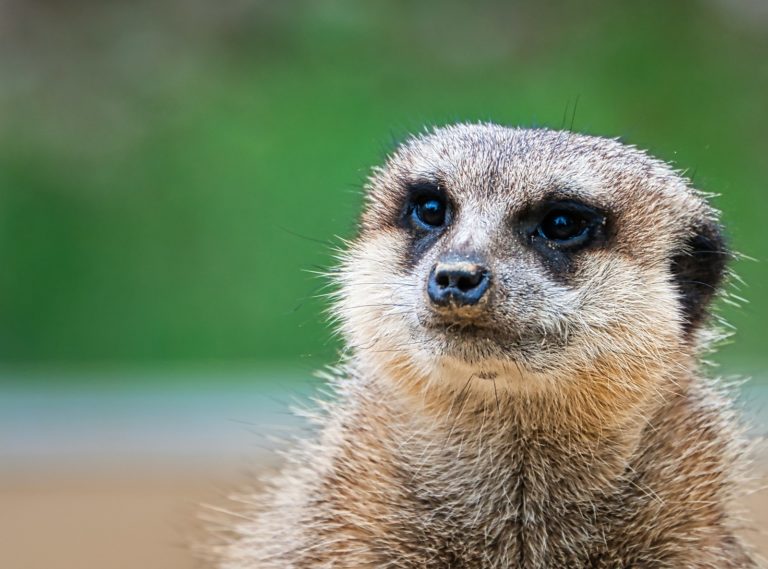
[335,124,727,395]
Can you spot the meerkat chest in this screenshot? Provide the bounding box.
[316,385,740,568]
[382,426,637,568]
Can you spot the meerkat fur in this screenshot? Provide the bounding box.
[213,124,761,568]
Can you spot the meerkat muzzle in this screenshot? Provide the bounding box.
[427,259,491,308]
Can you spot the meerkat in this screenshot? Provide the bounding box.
[215,124,760,568]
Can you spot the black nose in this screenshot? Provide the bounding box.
[428,261,490,307]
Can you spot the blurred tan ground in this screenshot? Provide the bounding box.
[0,470,232,569]
[1,464,766,569]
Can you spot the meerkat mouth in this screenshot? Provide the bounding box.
[423,324,542,361]
[476,370,498,380]
[424,317,551,347]
[423,320,503,348]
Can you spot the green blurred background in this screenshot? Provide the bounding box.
[2,0,767,385]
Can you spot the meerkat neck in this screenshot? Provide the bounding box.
[349,357,671,498]
[358,354,672,435]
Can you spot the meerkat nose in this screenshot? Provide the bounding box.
[428,259,490,308]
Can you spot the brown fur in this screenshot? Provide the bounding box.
[213,124,760,568]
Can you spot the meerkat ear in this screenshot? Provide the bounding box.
[670,218,730,334]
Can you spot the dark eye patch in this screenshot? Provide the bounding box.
[397,180,453,268]
[519,199,608,276]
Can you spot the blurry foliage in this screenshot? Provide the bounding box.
[0,0,766,376]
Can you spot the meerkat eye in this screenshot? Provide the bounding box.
[406,183,449,229]
[414,196,446,227]
[531,200,605,250]
[538,210,589,242]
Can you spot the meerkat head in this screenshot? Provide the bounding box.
[334,124,728,403]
